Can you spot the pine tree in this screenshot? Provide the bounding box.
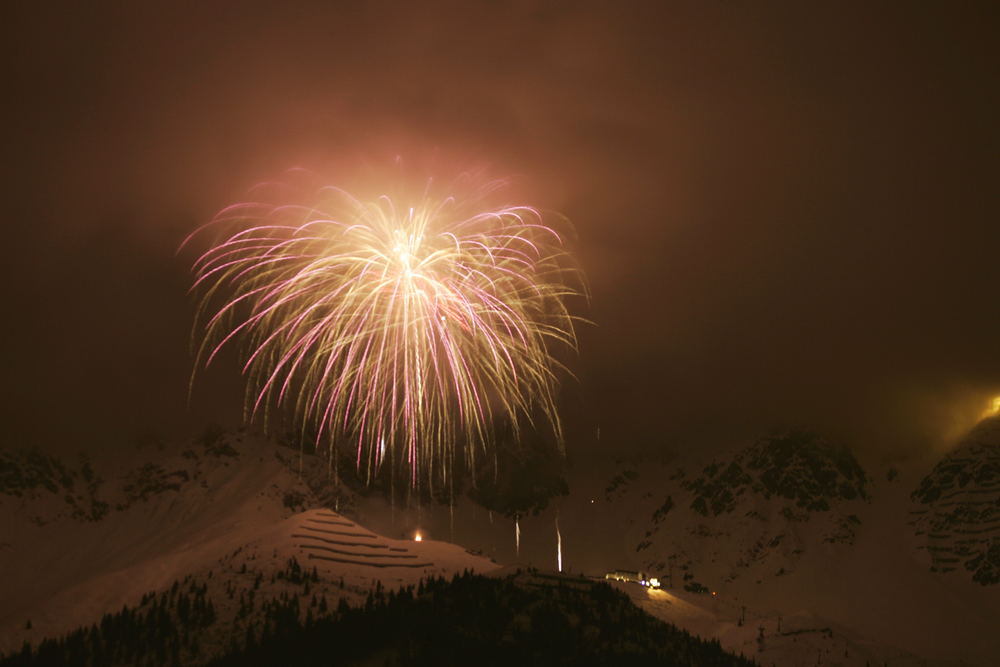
[205,600,216,625]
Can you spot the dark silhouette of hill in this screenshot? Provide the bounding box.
[209,569,756,667]
[2,570,756,667]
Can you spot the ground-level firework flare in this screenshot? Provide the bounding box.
[183,168,585,488]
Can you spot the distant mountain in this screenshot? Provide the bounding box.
[909,416,1000,585]
[631,431,870,588]
[0,427,366,529]
[584,428,1000,666]
[0,448,110,522]
[0,428,283,526]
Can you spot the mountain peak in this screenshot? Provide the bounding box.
[910,416,1000,585]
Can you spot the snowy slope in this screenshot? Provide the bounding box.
[583,429,1000,666]
[0,435,496,657]
[909,416,1000,585]
[631,431,870,590]
[4,423,999,666]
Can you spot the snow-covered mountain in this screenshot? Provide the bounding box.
[909,415,1000,585]
[632,431,870,590]
[0,432,496,659]
[585,428,1000,666]
[4,423,1000,666]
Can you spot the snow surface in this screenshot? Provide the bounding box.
[3,425,999,666]
[356,431,1000,666]
[0,438,496,656]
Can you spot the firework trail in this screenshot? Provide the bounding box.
[183,169,584,487]
[556,512,563,572]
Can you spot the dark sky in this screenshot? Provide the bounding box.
[3,1,999,462]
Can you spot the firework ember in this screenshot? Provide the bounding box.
[183,170,584,487]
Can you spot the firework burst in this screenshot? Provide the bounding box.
[183,170,584,487]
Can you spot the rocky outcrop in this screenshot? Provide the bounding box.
[910,417,1000,585]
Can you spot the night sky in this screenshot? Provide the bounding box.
[4,2,999,462]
